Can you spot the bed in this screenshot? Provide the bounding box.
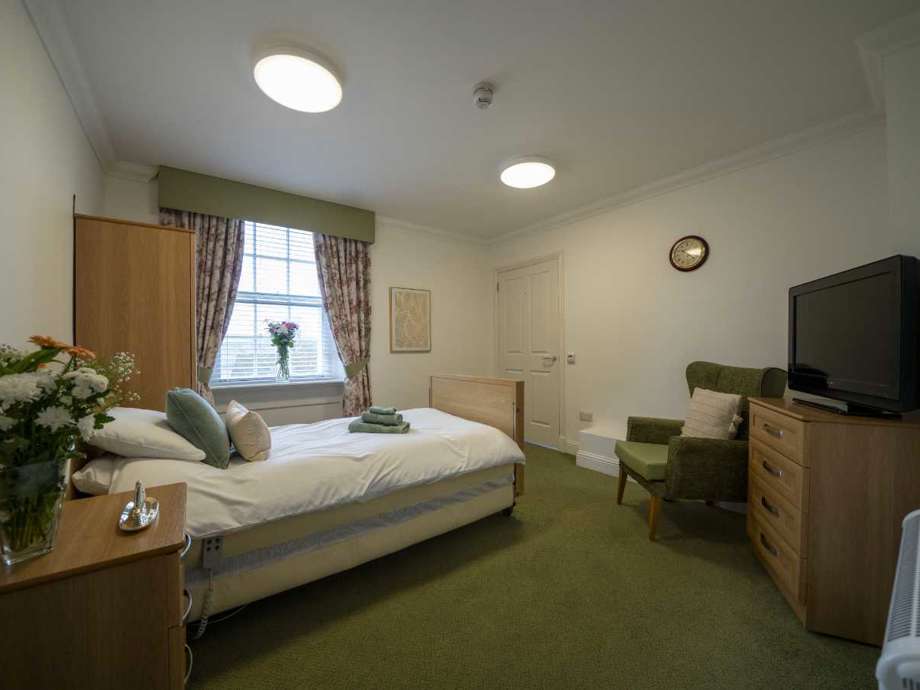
[70,375,525,624]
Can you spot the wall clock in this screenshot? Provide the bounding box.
[669,235,709,272]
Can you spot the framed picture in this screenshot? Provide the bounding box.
[389,287,431,353]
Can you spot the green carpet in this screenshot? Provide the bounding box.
[189,445,877,689]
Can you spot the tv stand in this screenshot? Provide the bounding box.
[747,397,920,645]
[791,397,901,419]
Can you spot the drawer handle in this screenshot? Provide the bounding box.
[180,532,193,560]
[760,496,780,517]
[184,643,194,685]
[182,588,193,625]
[760,533,779,558]
[762,422,784,439]
[761,460,784,478]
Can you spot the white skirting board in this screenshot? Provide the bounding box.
[574,422,628,477]
[575,449,621,477]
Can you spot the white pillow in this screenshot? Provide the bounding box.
[681,388,743,440]
[71,458,115,495]
[225,400,272,462]
[90,407,206,461]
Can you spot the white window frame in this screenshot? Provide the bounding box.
[211,222,344,387]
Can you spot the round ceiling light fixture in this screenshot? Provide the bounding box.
[499,157,556,189]
[253,47,343,113]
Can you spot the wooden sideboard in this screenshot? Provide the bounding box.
[747,397,920,645]
[0,484,190,689]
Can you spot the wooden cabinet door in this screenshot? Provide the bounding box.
[75,216,196,411]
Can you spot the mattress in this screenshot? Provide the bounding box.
[106,408,525,539]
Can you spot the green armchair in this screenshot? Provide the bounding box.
[615,361,786,540]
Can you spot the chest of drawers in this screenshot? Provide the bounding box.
[747,398,920,645]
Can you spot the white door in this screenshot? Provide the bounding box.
[497,258,561,448]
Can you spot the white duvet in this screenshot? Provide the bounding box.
[106,408,524,538]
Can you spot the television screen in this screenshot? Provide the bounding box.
[789,255,919,413]
[793,271,899,400]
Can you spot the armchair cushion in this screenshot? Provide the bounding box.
[626,417,683,445]
[615,441,669,481]
[685,362,787,439]
[664,436,749,501]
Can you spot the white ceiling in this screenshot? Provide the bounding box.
[45,0,917,238]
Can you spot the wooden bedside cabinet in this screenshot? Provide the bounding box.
[0,483,190,689]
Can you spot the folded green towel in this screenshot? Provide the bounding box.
[369,406,397,415]
[348,420,410,434]
[362,411,403,426]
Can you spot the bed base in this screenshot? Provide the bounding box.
[185,465,515,621]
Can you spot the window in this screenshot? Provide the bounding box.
[212,221,344,385]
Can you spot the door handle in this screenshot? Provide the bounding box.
[542,355,557,366]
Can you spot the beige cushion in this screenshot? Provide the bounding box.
[681,388,743,440]
[225,400,272,462]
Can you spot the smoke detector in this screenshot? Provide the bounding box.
[473,82,494,110]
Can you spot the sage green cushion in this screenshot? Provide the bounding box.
[166,388,231,469]
[615,440,669,481]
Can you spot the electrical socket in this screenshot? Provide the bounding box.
[579,410,593,422]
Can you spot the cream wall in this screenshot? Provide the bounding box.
[1,0,103,346]
[369,219,492,409]
[100,178,493,418]
[102,174,159,225]
[490,125,907,452]
[885,41,920,237]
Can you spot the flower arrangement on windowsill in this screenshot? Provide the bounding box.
[266,321,299,383]
[0,337,138,566]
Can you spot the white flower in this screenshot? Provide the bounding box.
[0,345,24,364]
[0,373,46,411]
[64,368,108,400]
[36,406,73,432]
[0,415,15,431]
[35,371,57,392]
[77,415,96,441]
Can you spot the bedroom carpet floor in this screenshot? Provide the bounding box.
[188,445,877,689]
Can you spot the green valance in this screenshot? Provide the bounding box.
[158,166,375,243]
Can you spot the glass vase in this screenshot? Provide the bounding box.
[0,460,67,567]
[275,347,291,383]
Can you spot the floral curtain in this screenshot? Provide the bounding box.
[313,234,372,416]
[159,208,244,403]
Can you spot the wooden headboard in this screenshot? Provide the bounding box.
[429,375,525,495]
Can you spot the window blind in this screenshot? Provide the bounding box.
[213,221,344,384]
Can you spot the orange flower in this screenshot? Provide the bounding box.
[29,335,71,350]
[67,346,96,361]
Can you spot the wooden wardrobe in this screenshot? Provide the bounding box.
[74,215,197,411]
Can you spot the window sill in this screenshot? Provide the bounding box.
[211,379,344,393]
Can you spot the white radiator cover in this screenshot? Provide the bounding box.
[878,509,920,690]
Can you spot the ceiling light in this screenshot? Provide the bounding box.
[253,48,342,113]
[500,158,556,189]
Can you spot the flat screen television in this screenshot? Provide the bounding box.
[788,255,920,415]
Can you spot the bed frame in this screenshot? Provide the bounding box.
[71,375,526,624]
